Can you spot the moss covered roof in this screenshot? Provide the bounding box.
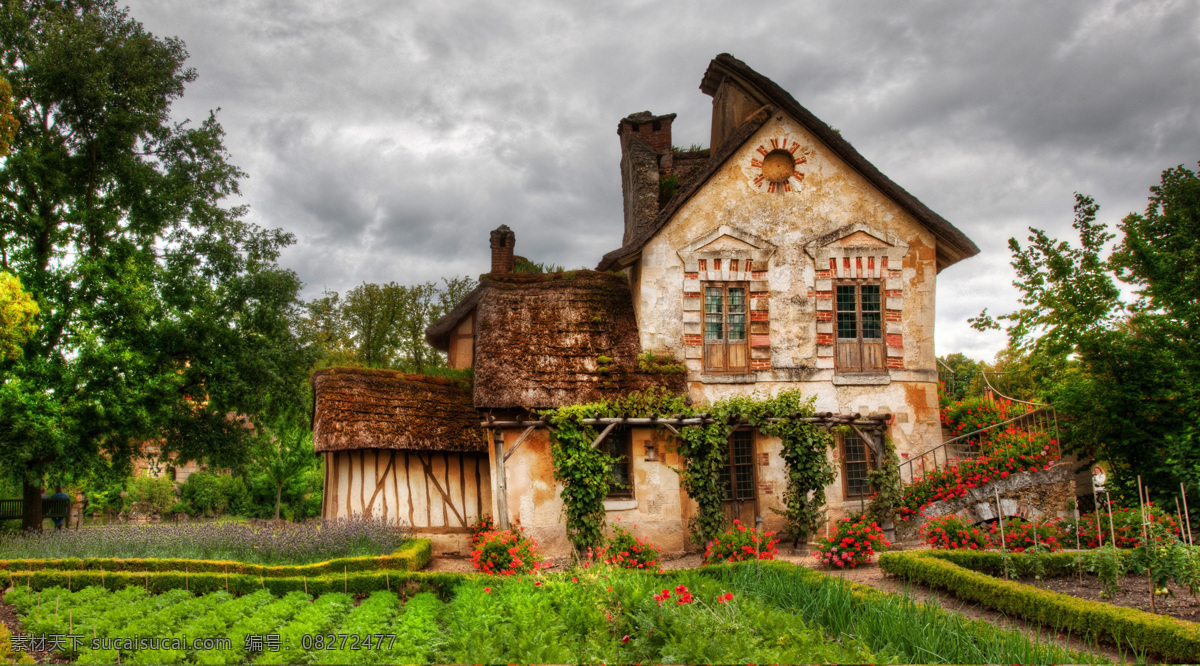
[312,368,485,453]
[471,270,685,409]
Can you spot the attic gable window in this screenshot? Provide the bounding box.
[703,283,749,374]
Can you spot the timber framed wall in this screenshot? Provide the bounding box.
[322,450,491,532]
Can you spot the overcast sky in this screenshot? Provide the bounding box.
[124,0,1200,361]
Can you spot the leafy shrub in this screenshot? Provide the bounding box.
[471,529,543,575]
[468,514,495,546]
[182,472,248,517]
[127,475,177,515]
[704,519,779,564]
[921,514,992,550]
[813,515,889,568]
[586,520,661,570]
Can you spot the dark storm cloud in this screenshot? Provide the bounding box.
[126,0,1200,361]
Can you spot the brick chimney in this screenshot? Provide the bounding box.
[617,111,676,246]
[489,225,515,274]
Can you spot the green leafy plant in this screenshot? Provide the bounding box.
[865,435,901,526]
[636,351,685,374]
[659,174,680,199]
[127,475,177,515]
[1080,544,1125,598]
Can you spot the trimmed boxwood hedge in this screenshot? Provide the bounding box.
[0,538,431,578]
[879,550,1200,663]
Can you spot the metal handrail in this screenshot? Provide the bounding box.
[898,406,1057,486]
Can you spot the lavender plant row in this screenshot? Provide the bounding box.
[0,518,409,565]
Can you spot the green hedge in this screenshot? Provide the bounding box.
[911,548,1137,578]
[0,538,431,578]
[879,550,1200,663]
[3,566,466,598]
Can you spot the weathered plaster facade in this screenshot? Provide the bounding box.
[629,113,943,523]
[421,54,980,557]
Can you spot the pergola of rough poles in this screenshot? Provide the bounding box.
[481,411,891,529]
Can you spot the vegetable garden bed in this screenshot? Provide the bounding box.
[879,550,1200,663]
[0,555,1104,665]
[1019,574,1200,623]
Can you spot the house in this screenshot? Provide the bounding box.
[313,54,979,558]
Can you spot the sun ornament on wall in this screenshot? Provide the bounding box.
[749,137,807,193]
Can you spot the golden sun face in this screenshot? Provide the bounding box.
[750,138,807,193]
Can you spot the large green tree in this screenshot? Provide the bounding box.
[974,164,1200,505]
[0,0,311,530]
[302,277,475,371]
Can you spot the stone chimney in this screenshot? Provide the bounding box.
[617,111,676,246]
[489,225,515,274]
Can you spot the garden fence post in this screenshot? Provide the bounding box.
[1182,482,1194,547]
[1137,476,1154,613]
[1080,511,1089,583]
[994,488,1006,551]
[1176,497,1185,543]
[1104,491,1117,546]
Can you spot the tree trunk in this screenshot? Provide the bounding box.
[275,482,283,521]
[22,478,42,532]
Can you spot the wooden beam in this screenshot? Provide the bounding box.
[503,425,538,463]
[481,416,891,429]
[415,453,466,528]
[590,422,618,449]
[489,428,509,530]
[850,424,884,464]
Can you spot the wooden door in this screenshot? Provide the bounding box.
[720,430,758,527]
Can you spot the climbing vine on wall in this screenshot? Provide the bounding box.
[545,388,690,554]
[544,388,835,554]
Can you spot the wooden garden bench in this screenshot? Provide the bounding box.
[0,498,71,521]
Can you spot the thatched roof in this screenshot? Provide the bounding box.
[312,368,486,453]
[598,53,980,273]
[469,271,685,409]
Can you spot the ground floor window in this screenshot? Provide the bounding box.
[719,430,756,500]
[841,431,873,498]
[603,427,633,498]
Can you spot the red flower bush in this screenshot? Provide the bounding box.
[1073,504,1182,548]
[586,521,662,570]
[468,513,496,547]
[703,519,778,564]
[987,516,1065,552]
[471,528,543,575]
[921,514,993,550]
[813,515,890,568]
[941,396,1012,435]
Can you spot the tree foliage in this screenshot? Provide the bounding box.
[0,270,38,360]
[973,165,1200,504]
[300,277,475,371]
[0,0,311,528]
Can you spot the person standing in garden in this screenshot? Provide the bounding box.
[49,486,70,529]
